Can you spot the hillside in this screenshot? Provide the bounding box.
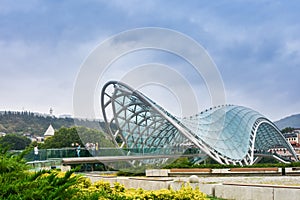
[274,114,300,130]
[2,110,299,136]
[0,111,107,136]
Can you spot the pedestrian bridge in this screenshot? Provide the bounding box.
[25,147,292,167]
[61,153,204,165]
[61,153,292,165]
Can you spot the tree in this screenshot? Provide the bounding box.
[42,126,113,149]
[0,134,31,150]
[0,110,107,137]
[43,127,81,148]
[281,127,295,133]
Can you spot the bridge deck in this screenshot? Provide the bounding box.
[62,154,203,165]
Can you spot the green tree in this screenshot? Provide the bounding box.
[0,110,107,136]
[0,134,31,150]
[43,126,113,149]
[43,127,82,148]
[281,127,295,133]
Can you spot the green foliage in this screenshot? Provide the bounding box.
[78,181,209,200]
[0,147,215,200]
[207,197,227,200]
[164,157,193,169]
[0,111,107,136]
[255,156,281,164]
[281,127,295,133]
[0,148,81,199]
[116,166,147,176]
[0,148,28,175]
[0,134,31,150]
[43,126,114,149]
[77,126,114,148]
[43,127,82,148]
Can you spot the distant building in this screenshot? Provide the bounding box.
[49,107,53,116]
[29,136,44,143]
[285,132,299,145]
[293,128,300,134]
[0,132,6,137]
[35,136,44,143]
[44,124,55,139]
[284,129,300,147]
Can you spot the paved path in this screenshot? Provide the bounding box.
[192,176,300,186]
[83,172,300,186]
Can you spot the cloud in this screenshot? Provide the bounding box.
[179,2,300,120]
[0,0,300,121]
[0,36,107,115]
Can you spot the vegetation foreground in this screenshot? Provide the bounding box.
[0,148,214,200]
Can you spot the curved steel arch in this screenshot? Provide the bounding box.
[101,81,298,165]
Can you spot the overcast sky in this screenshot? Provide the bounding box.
[0,0,299,121]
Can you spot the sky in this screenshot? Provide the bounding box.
[0,0,300,121]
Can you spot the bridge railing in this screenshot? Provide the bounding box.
[24,147,201,161]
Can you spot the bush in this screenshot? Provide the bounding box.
[164,157,193,169]
[0,148,80,199]
[78,181,209,200]
[0,147,212,200]
[116,166,146,176]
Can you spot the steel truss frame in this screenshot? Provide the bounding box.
[101,81,298,166]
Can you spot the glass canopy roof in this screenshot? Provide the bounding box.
[101,81,298,165]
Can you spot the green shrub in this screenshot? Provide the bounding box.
[0,147,80,199]
[78,181,209,200]
[116,169,145,176]
[0,148,212,199]
[164,157,193,169]
[116,166,146,176]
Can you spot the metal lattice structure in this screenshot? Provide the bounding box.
[101,81,298,165]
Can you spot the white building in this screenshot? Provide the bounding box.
[0,132,6,137]
[44,124,55,139]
